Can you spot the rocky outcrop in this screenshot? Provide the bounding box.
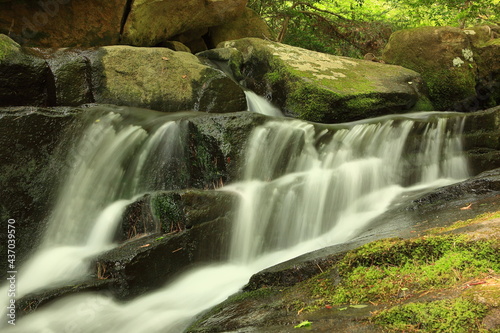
[0,34,53,106]
[0,34,248,112]
[0,0,248,48]
[382,25,500,111]
[204,38,432,123]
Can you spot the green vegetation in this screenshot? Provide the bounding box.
[373,297,488,332]
[151,192,185,233]
[292,234,499,312]
[248,0,499,57]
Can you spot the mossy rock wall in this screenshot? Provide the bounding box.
[211,38,430,124]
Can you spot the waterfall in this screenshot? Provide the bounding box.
[3,110,189,299]
[228,115,468,262]
[1,102,469,332]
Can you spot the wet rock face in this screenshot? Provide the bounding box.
[0,107,80,273]
[462,106,500,175]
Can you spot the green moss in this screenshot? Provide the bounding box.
[410,96,434,111]
[373,298,488,332]
[345,96,383,111]
[288,84,340,122]
[150,192,185,233]
[300,235,499,309]
[424,68,476,110]
[0,34,19,61]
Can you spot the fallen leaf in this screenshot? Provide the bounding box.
[460,203,472,210]
[139,244,150,248]
[162,57,169,61]
[350,304,368,309]
[325,305,332,309]
[338,307,348,311]
[182,74,188,79]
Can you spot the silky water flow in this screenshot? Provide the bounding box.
[1,96,469,332]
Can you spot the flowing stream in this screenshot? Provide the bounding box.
[1,95,469,332]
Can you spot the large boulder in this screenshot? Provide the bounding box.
[382,26,500,111]
[94,46,247,112]
[207,7,273,48]
[205,38,431,123]
[121,0,247,46]
[0,34,53,106]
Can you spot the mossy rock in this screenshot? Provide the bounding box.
[0,34,53,106]
[210,38,429,123]
[382,26,479,111]
[94,45,247,113]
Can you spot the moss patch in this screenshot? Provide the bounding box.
[302,235,499,309]
[0,34,19,60]
[373,297,488,332]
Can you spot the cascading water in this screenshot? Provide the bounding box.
[1,96,469,332]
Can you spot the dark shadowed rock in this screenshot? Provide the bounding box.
[0,106,81,274]
[0,34,53,106]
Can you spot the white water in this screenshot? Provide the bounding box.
[1,97,469,332]
[245,91,284,117]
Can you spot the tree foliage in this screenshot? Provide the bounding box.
[248,0,499,57]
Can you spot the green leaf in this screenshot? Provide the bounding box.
[294,320,312,328]
[401,287,409,291]
[338,307,348,311]
[350,304,368,308]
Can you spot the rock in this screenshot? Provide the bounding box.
[95,189,237,299]
[0,106,81,273]
[382,26,489,111]
[0,34,54,106]
[207,7,273,48]
[187,111,268,180]
[118,189,237,241]
[121,0,247,46]
[462,106,500,174]
[0,0,125,47]
[210,38,431,123]
[43,48,96,106]
[473,35,500,109]
[93,45,247,113]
